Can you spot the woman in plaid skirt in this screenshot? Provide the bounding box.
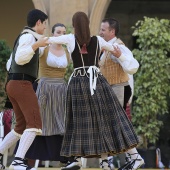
[47,11,144,170]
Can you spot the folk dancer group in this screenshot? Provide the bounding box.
[0,9,144,170]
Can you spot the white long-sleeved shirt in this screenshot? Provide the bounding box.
[6,33,44,71]
[101,37,139,75]
[48,34,114,54]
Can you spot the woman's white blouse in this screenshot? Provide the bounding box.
[46,51,67,68]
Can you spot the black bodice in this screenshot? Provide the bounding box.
[71,36,100,68]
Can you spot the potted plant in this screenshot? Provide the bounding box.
[131,17,170,168]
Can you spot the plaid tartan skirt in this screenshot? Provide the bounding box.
[60,74,139,157]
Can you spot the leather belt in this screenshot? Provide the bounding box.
[7,73,36,83]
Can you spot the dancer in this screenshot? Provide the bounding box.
[99,18,140,168]
[99,18,139,109]
[25,23,72,166]
[0,9,48,170]
[47,11,144,170]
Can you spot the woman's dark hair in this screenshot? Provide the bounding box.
[102,18,120,36]
[52,23,66,34]
[72,11,90,46]
[27,9,48,27]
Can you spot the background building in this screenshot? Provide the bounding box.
[0,0,170,49]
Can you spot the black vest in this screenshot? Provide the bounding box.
[71,36,100,68]
[9,32,39,79]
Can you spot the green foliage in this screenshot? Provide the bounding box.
[66,25,73,34]
[0,40,11,109]
[132,17,170,148]
[64,62,74,83]
[64,26,74,83]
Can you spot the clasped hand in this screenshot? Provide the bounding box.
[111,45,121,58]
[37,37,49,47]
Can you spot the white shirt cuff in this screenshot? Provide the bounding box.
[118,54,126,62]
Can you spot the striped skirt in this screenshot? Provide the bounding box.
[36,77,67,136]
[60,74,139,157]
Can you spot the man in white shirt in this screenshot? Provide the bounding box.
[0,9,49,170]
[99,18,139,109]
[99,18,139,170]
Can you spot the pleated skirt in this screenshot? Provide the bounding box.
[26,77,67,160]
[25,135,67,161]
[36,77,66,136]
[60,74,139,157]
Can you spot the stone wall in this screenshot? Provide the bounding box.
[0,0,111,47]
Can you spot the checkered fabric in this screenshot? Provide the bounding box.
[60,74,139,157]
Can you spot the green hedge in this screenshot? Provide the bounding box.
[132,17,170,148]
[0,40,11,109]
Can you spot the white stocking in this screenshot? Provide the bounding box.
[0,130,20,154]
[101,153,109,170]
[101,153,108,160]
[126,148,144,170]
[126,148,142,159]
[15,131,36,159]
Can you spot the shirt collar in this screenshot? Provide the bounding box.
[108,37,117,44]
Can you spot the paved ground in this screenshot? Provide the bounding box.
[36,169,157,170]
[37,169,99,170]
